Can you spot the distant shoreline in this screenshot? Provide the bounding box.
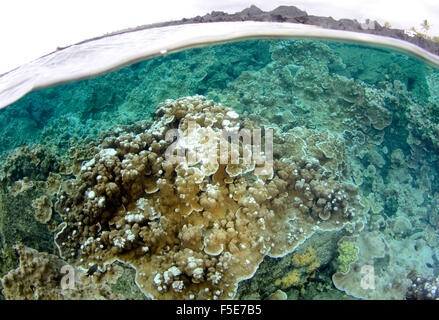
[71,5,439,57]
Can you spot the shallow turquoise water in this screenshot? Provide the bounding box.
[0,39,438,300]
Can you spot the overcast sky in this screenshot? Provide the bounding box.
[0,0,438,74]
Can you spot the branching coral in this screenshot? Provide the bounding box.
[335,240,359,274]
[53,95,365,299]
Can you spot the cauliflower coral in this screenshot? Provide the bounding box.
[54,95,365,299]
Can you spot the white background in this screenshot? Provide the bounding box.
[0,0,438,74]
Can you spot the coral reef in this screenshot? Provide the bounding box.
[335,240,358,274]
[1,244,122,299]
[236,228,350,300]
[0,178,55,256]
[0,41,271,156]
[31,195,53,224]
[267,289,288,300]
[332,231,434,299]
[406,271,439,300]
[0,38,438,300]
[53,95,364,299]
[274,247,320,288]
[0,144,61,185]
[0,142,76,298]
[209,40,397,140]
[0,144,67,253]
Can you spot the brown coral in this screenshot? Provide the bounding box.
[31,195,53,224]
[53,95,365,299]
[1,244,121,300]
